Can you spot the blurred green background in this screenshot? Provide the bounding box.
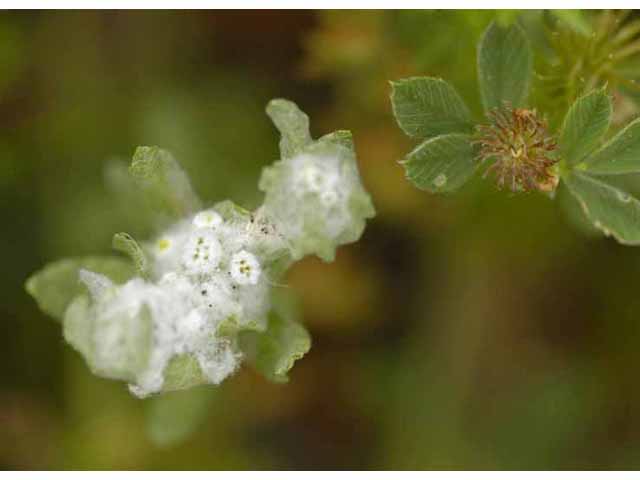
[4,10,640,470]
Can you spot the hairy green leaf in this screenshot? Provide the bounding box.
[239,309,311,384]
[401,133,476,193]
[64,299,154,383]
[563,171,640,245]
[129,146,201,218]
[390,77,472,139]
[62,294,92,360]
[266,98,312,158]
[582,118,640,175]
[113,232,148,277]
[25,256,135,321]
[560,89,612,166]
[161,354,208,392]
[477,21,532,111]
[318,129,354,150]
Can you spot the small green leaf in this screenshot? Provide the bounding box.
[401,133,476,193]
[560,89,612,166]
[557,183,601,238]
[63,292,154,383]
[145,387,216,448]
[563,171,640,245]
[582,118,640,175]
[78,303,153,382]
[266,98,312,159]
[239,308,311,384]
[25,256,135,321]
[113,232,148,277]
[477,21,532,111]
[62,294,92,360]
[129,146,201,218]
[390,77,472,139]
[161,354,208,392]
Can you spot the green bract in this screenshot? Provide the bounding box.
[390,17,640,247]
[25,98,374,398]
[25,256,135,321]
[129,146,202,218]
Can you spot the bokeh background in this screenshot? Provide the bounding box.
[4,10,640,470]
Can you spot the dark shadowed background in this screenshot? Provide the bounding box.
[3,10,640,470]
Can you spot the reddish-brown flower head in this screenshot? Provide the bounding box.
[475,104,558,193]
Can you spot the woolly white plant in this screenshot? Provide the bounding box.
[26,99,375,397]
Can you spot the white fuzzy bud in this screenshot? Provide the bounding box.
[182,229,223,275]
[230,250,261,285]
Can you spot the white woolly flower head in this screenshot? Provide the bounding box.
[70,271,245,398]
[259,143,375,261]
[230,250,261,285]
[182,228,223,275]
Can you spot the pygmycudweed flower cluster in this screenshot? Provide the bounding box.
[26,99,375,397]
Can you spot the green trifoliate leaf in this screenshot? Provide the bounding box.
[266,98,312,159]
[145,387,216,448]
[113,232,148,277]
[477,21,532,112]
[401,133,476,193]
[557,183,601,238]
[390,77,473,139]
[25,256,135,321]
[129,146,202,218]
[581,118,640,175]
[239,310,311,384]
[563,171,640,245]
[560,89,612,166]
